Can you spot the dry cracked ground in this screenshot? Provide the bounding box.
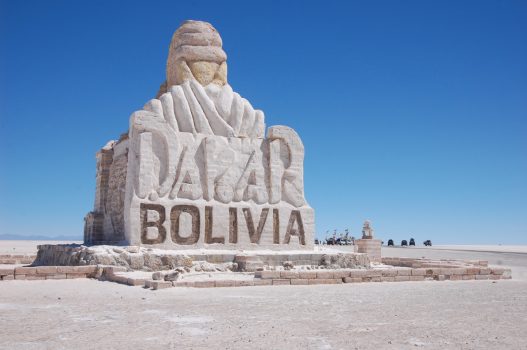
[1,246,526,350]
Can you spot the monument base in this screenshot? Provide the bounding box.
[35,244,371,271]
[356,239,382,263]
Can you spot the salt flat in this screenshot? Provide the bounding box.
[1,244,526,349]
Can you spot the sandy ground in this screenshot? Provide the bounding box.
[1,244,526,349]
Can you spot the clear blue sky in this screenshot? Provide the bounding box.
[1,0,526,244]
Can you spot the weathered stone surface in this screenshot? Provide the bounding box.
[83,21,315,251]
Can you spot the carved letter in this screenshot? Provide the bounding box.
[205,206,225,244]
[243,208,269,244]
[140,203,166,244]
[229,207,238,243]
[170,205,200,245]
[283,210,305,245]
[273,208,280,244]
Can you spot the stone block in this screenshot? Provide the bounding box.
[0,268,14,276]
[451,268,466,275]
[411,268,427,276]
[450,274,462,281]
[409,276,424,281]
[127,278,146,286]
[215,280,236,287]
[26,275,45,280]
[316,271,334,279]
[479,268,491,275]
[15,267,37,275]
[259,271,280,279]
[57,266,76,273]
[253,279,272,286]
[290,279,309,285]
[1,275,14,280]
[381,269,397,277]
[394,276,409,282]
[371,276,382,282]
[489,275,501,280]
[490,267,505,275]
[73,266,98,274]
[272,279,291,285]
[333,270,351,279]
[466,267,480,275]
[173,281,195,287]
[299,271,317,279]
[343,277,362,283]
[152,281,173,289]
[475,275,489,280]
[45,274,67,279]
[15,274,26,280]
[195,281,215,288]
[66,273,87,279]
[349,270,367,278]
[280,271,299,279]
[462,275,475,280]
[381,276,395,282]
[235,280,255,287]
[395,269,411,276]
[36,266,57,274]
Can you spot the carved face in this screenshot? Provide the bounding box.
[188,61,220,86]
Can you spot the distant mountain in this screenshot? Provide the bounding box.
[0,234,83,241]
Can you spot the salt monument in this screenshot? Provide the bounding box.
[83,20,314,250]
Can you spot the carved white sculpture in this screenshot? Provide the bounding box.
[85,20,314,250]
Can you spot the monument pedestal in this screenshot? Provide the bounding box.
[356,239,382,263]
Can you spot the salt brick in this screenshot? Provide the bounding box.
[299,271,317,279]
[36,266,57,274]
[475,275,489,280]
[333,270,350,278]
[215,280,236,287]
[173,281,195,287]
[14,274,26,280]
[479,268,491,275]
[194,281,215,288]
[259,271,280,279]
[371,277,382,282]
[396,269,411,276]
[381,277,395,282]
[272,279,291,285]
[57,266,76,273]
[1,275,14,280]
[66,273,86,279]
[462,275,475,280]
[253,279,272,286]
[435,275,446,281]
[395,276,410,282]
[466,268,480,275]
[280,271,299,279]
[316,271,334,279]
[349,270,367,278]
[411,268,427,276]
[451,268,467,275]
[409,276,424,281]
[152,281,173,289]
[290,279,309,285]
[127,278,146,286]
[490,267,505,275]
[73,266,97,274]
[26,275,45,280]
[15,267,36,275]
[478,260,488,267]
[235,280,255,287]
[0,268,14,275]
[489,275,501,280]
[45,274,67,279]
[343,277,362,283]
[381,270,397,277]
[450,275,462,281]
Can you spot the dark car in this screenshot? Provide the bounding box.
[387,239,394,246]
[409,238,415,246]
[423,240,432,246]
[401,240,408,246]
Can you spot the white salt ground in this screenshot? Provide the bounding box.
[1,244,526,349]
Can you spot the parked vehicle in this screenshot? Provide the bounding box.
[423,240,432,246]
[401,240,408,246]
[387,239,394,246]
[409,238,415,246]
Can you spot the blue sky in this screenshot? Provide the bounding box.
[0,0,526,244]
